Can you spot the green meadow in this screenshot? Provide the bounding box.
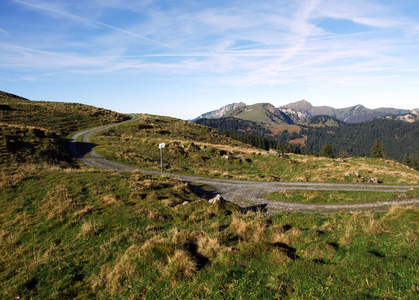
[1,92,419,299]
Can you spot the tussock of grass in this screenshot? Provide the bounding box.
[165,249,198,284]
[80,218,103,236]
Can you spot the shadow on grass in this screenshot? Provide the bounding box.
[271,242,300,260]
[184,242,209,271]
[241,203,268,214]
[187,183,219,200]
[69,141,98,158]
[368,250,385,258]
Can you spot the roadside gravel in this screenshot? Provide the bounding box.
[69,115,419,214]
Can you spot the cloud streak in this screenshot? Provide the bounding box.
[2,0,419,116]
[13,0,172,48]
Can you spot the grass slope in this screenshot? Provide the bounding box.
[0,91,129,166]
[93,114,419,184]
[264,189,419,204]
[1,167,419,299]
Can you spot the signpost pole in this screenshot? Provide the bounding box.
[159,143,165,176]
[160,147,163,175]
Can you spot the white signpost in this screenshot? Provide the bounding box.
[159,143,165,176]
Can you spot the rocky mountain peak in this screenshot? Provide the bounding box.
[280,100,313,112]
[194,102,246,120]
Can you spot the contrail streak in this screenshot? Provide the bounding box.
[2,42,91,63]
[13,0,171,48]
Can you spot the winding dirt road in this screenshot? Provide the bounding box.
[69,115,419,213]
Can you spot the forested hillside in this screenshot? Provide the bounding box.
[195,116,419,168]
[195,117,303,144]
[303,118,419,161]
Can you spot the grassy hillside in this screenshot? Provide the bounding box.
[93,114,419,184]
[0,91,129,167]
[1,166,419,299]
[1,92,419,299]
[0,91,129,135]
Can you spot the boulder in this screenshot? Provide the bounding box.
[208,194,226,205]
[235,155,246,163]
[355,177,381,184]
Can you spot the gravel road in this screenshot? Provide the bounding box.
[69,115,419,214]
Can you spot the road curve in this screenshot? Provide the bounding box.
[69,115,419,214]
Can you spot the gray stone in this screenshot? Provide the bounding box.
[208,194,226,204]
[236,155,246,163]
[356,177,381,184]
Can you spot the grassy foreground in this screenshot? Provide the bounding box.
[1,166,419,299]
[264,189,419,204]
[92,114,419,184]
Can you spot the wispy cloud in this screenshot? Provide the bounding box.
[2,0,419,114]
[13,0,171,48]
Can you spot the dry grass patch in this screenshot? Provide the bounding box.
[230,213,267,243]
[74,205,95,218]
[42,184,74,221]
[95,244,142,293]
[103,195,124,206]
[196,233,227,260]
[164,249,197,285]
[80,219,103,236]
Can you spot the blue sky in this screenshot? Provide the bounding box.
[1,0,419,119]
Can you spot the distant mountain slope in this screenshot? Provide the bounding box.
[280,100,410,123]
[195,117,274,137]
[387,108,419,123]
[223,103,294,125]
[194,102,245,120]
[195,102,294,125]
[195,117,303,145]
[308,115,344,127]
[197,100,411,125]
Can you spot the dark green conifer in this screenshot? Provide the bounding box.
[370,139,386,158]
[320,143,334,158]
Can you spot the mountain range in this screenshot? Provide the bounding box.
[195,100,416,124]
